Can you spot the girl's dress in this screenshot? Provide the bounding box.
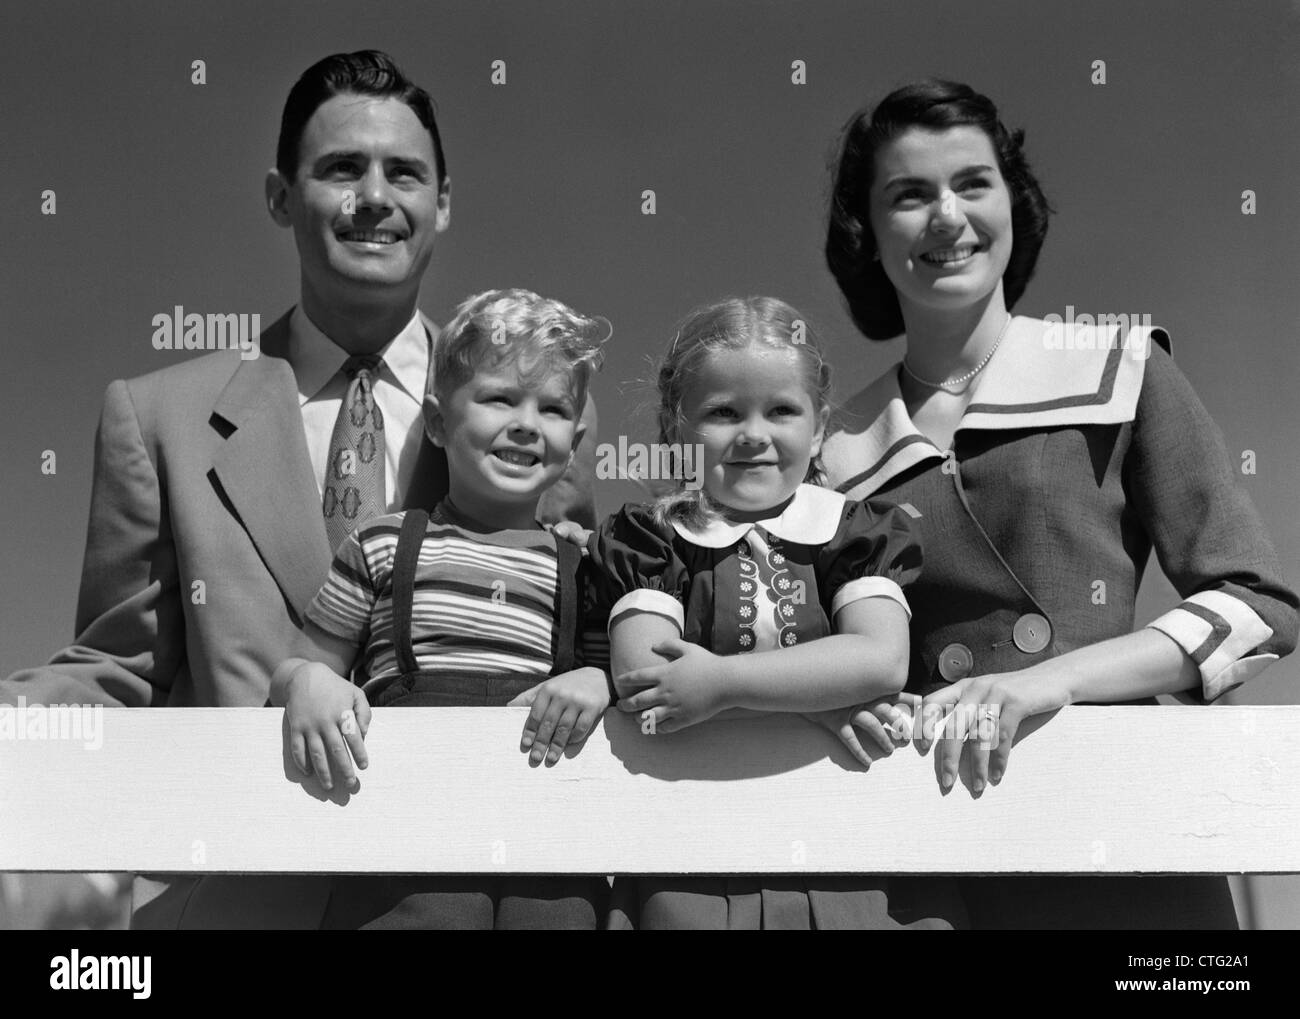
[307,501,610,930]
[822,318,1298,929]
[590,482,965,929]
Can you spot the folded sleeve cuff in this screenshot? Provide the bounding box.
[1146,590,1277,700]
[608,589,685,633]
[831,576,911,621]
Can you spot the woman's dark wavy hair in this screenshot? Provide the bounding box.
[825,80,1052,340]
[277,50,447,190]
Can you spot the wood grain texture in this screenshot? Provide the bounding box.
[2,706,1297,874]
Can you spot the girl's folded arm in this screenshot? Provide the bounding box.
[716,597,909,713]
[610,609,680,697]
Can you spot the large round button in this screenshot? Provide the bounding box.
[937,643,974,682]
[1013,613,1052,654]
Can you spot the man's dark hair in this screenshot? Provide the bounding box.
[276,50,447,189]
[826,79,1052,340]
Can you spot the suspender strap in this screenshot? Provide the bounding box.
[550,535,581,675]
[391,508,430,677]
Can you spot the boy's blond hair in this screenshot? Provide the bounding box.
[433,289,607,405]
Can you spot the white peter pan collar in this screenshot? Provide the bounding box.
[670,484,847,548]
[822,316,1167,496]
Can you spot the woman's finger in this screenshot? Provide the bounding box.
[989,704,1025,785]
[934,700,971,791]
[507,686,539,708]
[967,704,999,795]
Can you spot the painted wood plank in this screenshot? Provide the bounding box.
[1,706,1297,874]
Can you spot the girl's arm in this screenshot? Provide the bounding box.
[615,598,909,731]
[714,598,909,712]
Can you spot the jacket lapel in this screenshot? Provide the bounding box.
[824,318,1162,497]
[403,314,449,511]
[209,311,333,619]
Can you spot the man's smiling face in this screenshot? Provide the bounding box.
[270,93,450,306]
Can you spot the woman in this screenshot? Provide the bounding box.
[816,80,1297,929]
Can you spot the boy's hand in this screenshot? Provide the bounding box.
[281,662,372,791]
[509,667,609,766]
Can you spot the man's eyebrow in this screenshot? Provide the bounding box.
[311,150,434,173]
[882,164,996,190]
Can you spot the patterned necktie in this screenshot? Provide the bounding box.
[323,354,386,554]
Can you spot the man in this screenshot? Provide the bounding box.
[1,50,597,927]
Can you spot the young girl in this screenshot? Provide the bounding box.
[271,288,614,929]
[590,296,959,929]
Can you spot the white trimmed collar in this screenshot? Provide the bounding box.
[288,305,430,405]
[671,484,847,548]
[823,316,1163,497]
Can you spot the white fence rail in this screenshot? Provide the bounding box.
[2,706,1298,874]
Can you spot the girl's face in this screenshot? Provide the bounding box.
[678,344,828,521]
[867,125,1013,318]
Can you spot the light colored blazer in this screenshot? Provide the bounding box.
[1,309,598,710]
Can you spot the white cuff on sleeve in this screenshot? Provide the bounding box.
[608,589,685,634]
[1146,590,1276,700]
[831,576,911,621]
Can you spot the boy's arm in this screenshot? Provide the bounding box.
[269,621,359,706]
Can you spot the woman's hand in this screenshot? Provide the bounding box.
[616,638,729,733]
[803,692,920,768]
[281,662,371,792]
[509,668,609,766]
[919,669,1072,795]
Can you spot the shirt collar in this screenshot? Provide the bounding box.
[823,316,1160,495]
[670,484,847,548]
[287,305,430,405]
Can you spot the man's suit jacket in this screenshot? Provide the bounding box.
[0,308,597,710]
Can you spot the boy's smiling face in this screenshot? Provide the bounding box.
[424,352,584,530]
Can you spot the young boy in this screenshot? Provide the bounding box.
[270,288,612,929]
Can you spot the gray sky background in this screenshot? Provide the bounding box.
[4,0,1298,914]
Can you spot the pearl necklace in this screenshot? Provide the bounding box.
[902,314,1014,391]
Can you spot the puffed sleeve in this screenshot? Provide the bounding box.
[1130,343,1298,701]
[816,498,923,622]
[588,504,690,634]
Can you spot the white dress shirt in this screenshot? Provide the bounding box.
[287,305,429,511]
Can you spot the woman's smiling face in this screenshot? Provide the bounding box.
[868,125,1014,317]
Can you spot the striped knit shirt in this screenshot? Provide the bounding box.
[306,504,605,695]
